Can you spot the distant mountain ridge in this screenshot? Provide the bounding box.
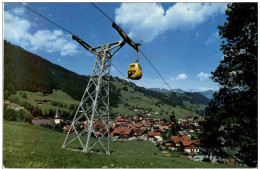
[150,88,215,100]
[198,90,215,100]
[149,88,186,93]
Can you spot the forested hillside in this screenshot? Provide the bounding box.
[4,40,210,118]
[4,41,89,100]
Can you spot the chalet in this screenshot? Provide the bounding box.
[184,144,199,154]
[154,136,163,143]
[94,121,107,134]
[171,136,182,147]
[133,127,144,136]
[148,132,161,141]
[152,125,160,132]
[112,127,133,138]
[127,123,134,128]
[63,125,74,133]
[159,125,169,130]
[115,115,123,121]
[177,130,188,137]
[187,123,199,132]
[181,137,199,153]
[95,131,102,136]
[115,122,125,126]
[171,135,199,153]
[134,123,143,128]
[159,128,166,133]
[163,139,175,150]
[153,118,160,124]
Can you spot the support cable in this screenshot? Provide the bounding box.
[19,3,75,36]
[140,50,186,108]
[19,2,129,81]
[111,63,131,82]
[91,3,115,23]
[20,2,189,110]
[90,3,188,109]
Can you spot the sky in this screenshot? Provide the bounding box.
[3,2,228,92]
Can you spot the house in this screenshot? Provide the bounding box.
[177,130,188,136]
[187,123,199,132]
[184,143,199,154]
[159,128,166,133]
[153,125,160,132]
[177,136,199,154]
[154,136,163,143]
[112,127,133,138]
[94,121,107,134]
[163,139,175,150]
[63,125,74,133]
[148,132,161,141]
[134,123,143,128]
[171,136,182,147]
[159,125,169,130]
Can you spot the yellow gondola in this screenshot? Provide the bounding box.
[127,62,142,80]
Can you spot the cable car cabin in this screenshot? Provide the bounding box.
[127,63,142,80]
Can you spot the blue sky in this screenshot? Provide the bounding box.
[4,2,228,92]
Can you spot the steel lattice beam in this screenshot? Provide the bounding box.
[62,40,124,154]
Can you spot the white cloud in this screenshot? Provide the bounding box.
[176,73,187,80]
[12,7,25,15]
[115,3,227,43]
[197,87,214,91]
[206,31,220,44]
[197,72,209,81]
[4,7,80,57]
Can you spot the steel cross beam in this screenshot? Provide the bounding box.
[62,39,125,154]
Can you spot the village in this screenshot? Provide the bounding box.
[32,107,204,157]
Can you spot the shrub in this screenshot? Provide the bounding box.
[9,95,20,105]
[4,108,17,121]
[4,90,11,100]
[51,101,58,106]
[4,107,33,122]
[22,92,27,99]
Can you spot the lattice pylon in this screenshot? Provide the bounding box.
[62,41,123,154]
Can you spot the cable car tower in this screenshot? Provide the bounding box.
[62,23,139,154]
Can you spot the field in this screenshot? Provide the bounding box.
[3,121,236,168]
[9,89,202,120]
[112,83,200,119]
[8,90,79,116]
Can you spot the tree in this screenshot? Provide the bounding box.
[201,3,257,167]
[170,111,180,135]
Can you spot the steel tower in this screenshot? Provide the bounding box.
[62,23,139,154]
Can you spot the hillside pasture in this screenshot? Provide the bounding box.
[3,121,237,168]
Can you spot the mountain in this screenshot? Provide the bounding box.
[150,88,186,93]
[4,40,210,119]
[150,88,215,100]
[198,90,215,100]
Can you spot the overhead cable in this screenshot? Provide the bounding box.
[19,3,75,36]
[90,3,187,108]
[19,2,129,81]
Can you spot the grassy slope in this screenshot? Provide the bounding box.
[3,121,236,168]
[111,81,199,119]
[12,88,200,120]
[11,90,79,115]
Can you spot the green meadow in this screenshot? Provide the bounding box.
[3,121,236,168]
